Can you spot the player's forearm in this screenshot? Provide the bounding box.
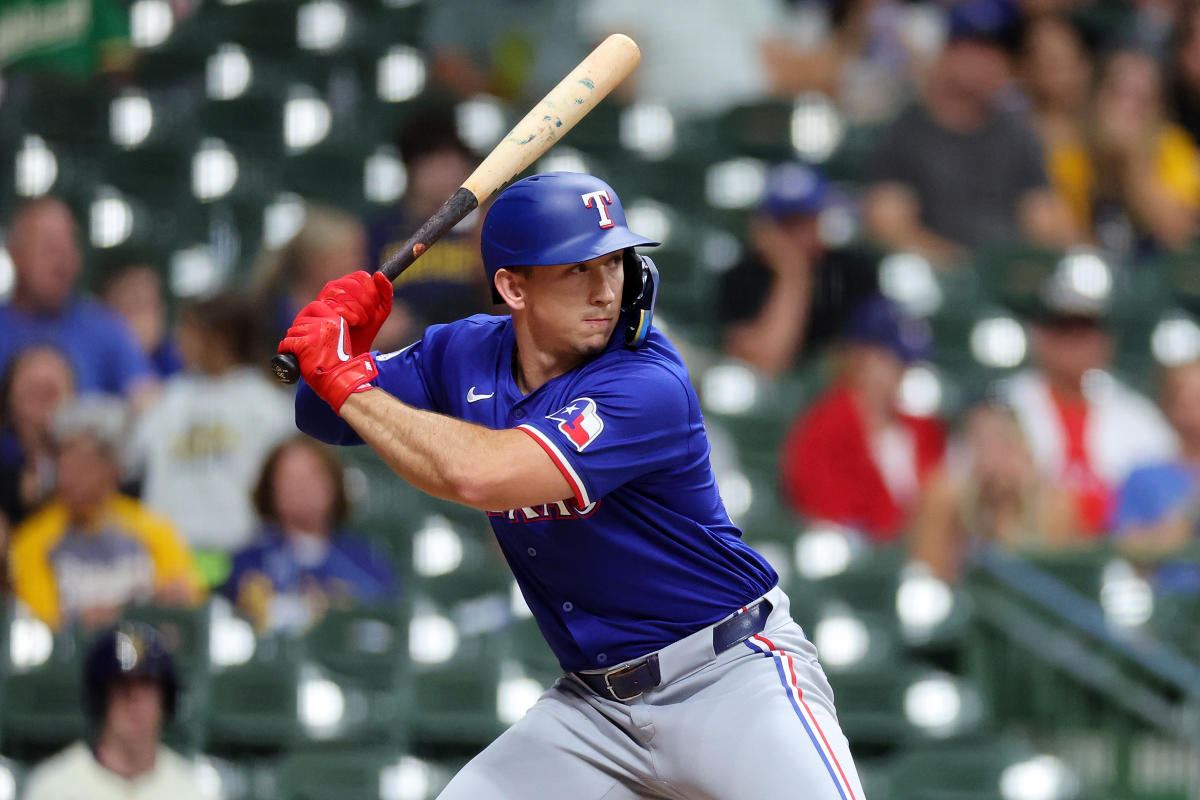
[339,389,567,510]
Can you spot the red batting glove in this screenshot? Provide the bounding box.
[279,302,378,413]
[316,271,393,356]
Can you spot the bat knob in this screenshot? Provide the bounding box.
[271,353,301,384]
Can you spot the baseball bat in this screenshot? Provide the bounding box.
[271,33,643,384]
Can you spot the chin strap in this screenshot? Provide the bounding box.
[623,254,659,349]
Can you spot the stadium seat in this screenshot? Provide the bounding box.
[0,628,87,760]
[258,747,452,800]
[713,100,797,162]
[206,639,304,753]
[828,663,990,747]
[303,605,407,691]
[971,243,1063,316]
[410,632,507,749]
[884,738,1036,800]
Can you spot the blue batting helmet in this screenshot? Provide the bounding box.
[83,621,179,724]
[481,172,661,347]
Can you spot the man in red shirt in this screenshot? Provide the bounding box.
[781,295,946,541]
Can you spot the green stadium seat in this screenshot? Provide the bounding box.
[0,659,86,760]
[884,739,1037,800]
[259,748,452,800]
[713,100,795,162]
[971,243,1063,316]
[303,605,407,691]
[410,645,506,749]
[206,639,304,753]
[829,664,989,747]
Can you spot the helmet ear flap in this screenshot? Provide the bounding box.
[623,253,659,349]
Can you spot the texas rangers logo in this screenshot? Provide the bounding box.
[548,397,603,452]
[581,190,615,229]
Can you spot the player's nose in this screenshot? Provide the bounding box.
[589,269,618,305]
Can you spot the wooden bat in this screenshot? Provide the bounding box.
[271,33,642,384]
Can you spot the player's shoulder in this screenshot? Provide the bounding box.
[580,327,694,398]
[381,314,510,361]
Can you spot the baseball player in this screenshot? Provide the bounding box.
[282,172,865,799]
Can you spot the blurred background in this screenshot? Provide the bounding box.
[1,0,1200,798]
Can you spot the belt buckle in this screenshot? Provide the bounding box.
[603,661,647,702]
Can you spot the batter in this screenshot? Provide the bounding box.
[281,172,865,800]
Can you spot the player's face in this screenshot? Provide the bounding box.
[518,251,624,359]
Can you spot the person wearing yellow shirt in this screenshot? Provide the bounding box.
[10,398,202,631]
[1047,46,1200,252]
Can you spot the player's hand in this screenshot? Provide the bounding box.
[750,217,814,279]
[279,301,379,412]
[316,271,394,356]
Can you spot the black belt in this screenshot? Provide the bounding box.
[574,599,773,703]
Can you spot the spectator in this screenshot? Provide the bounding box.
[1,346,75,527]
[863,0,1078,264]
[10,398,202,631]
[0,198,157,406]
[910,398,1080,582]
[100,263,183,380]
[1112,358,1200,564]
[424,0,586,104]
[1169,1,1200,147]
[367,105,492,347]
[717,161,879,377]
[1085,49,1200,255]
[1017,15,1095,237]
[581,0,841,117]
[829,0,942,124]
[22,623,217,800]
[780,295,945,542]
[127,293,295,588]
[223,437,398,634]
[253,204,369,350]
[1002,268,1177,537]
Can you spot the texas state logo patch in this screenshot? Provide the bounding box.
[547,397,604,452]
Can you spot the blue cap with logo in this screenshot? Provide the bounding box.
[947,0,1020,46]
[760,161,829,219]
[842,294,932,363]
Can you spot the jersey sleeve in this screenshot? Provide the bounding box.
[515,361,695,508]
[1111,464,1193,533]
[10,512,65,629]
[294,336,439,446]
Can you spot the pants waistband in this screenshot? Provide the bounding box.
[574,584,788,702]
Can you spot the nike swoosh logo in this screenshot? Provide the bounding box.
[467,386,494,403]
[336,317,350,362]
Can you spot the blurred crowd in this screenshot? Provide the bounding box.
[3,0,1200,754]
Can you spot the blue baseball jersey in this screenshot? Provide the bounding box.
[295,315,777,672]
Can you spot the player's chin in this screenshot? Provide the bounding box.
[574,328,614,356]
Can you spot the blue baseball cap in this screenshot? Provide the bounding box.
[842,294,932,363]
[947,0,1020,47]
[760,161,829,219]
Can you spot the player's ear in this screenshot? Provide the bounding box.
[494,268,527,310]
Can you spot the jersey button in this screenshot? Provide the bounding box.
[596,653,608,664]
[562,601,574,612]
[514,409,527,419]
[527,547,537,557]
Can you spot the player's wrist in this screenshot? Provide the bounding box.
[313,352,379,413]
